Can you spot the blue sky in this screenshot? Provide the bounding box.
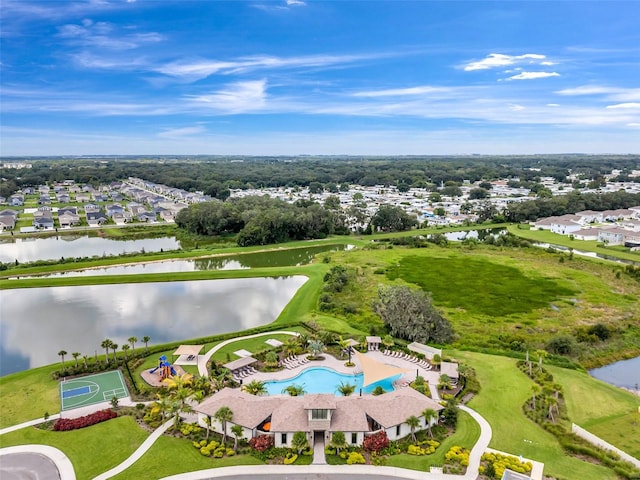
[1,0,639,156]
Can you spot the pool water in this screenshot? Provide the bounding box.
[264,367,401,396]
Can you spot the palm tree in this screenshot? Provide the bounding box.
[203,415,212,441]
[406,415,420,442]
[265,351,279,368]
[330,431,347,455]
[282,383,306,396]
[242,380,267,396]
[58,350,67,368]
[111,342,118,363]
[308,339,325,359]
[128,336,138,353]
[72,352,81,368]
[163,373,193,390]
[151,393,171,420]
[283,337,302,357]
[337,336,351,359]
[422,408,438,438]
[531,384,541,410]
[210,370,231,393]
[547,396,557,422]
[336,381,356,396]
[231,424,244,452]
[431,354,442,370]
[536,349,547,373]
[214,406,233,444]
[82,355,89,369]
[142,336,151,353]
[101,339,112,364]
[382,334,395,349]
[122,344,130,360]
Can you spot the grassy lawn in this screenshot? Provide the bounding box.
[210,331,306,363]
[452,350,620,480]
[109,434,263,480]
[0,416,149,480]
[507,225,640,263]
[546,365,640,458]
[0,364,61,428]
[386,409,480,470]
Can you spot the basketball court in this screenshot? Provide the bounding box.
[59,371,129,411]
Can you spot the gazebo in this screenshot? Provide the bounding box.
[173,345,204,365]
[365,336,382,351]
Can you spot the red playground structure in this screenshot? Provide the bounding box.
[149,355,177,381]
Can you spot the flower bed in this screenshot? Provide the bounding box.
[53,409,117,431]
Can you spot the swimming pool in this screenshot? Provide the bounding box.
[264,367,401,396]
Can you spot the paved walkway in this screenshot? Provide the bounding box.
[311,432,326,465]
[197,330,301,377]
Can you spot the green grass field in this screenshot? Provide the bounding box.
[546,365,640,458]
[0,416,148,480]
[452,350,620,480]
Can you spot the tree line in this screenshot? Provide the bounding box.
[175,196,350,246]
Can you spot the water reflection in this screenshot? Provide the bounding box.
[590,356,640,391]
[0,235,181,263]
[0,276,307,376]
[19,244,353,278]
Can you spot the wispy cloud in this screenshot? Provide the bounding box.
[252,0,307,12]
[352,85,456,97]
[462,53,548,71]
[155,53,381,81]
[555,86,640,102]
[506,71,560,80]
[605,102,640,109]
[57,19,163,50]
[185,80,267,113]
[157,126,206,138]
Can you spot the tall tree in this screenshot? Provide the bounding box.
[72,352,81,368]
[406,415,420,442]
[291,431,309,454]
[128,336,138,352]
[214,406,233,444]
[422,408,438,438]
[231,424,244,452]
[142,336,151,353]
[330,431,348,454]
[58,350,67,369]
[101,339,112,364]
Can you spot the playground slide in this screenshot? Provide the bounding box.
[149,366,160,373]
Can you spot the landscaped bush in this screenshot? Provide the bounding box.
[481,452,532,478]
[363,430,389,452]
[346,451,366,464]
[249,434,274,452]
[443,446,470,474]
[53,409,117,431]
[406,439,440,455]
[283,452,298,464]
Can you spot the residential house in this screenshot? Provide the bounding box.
[33,212,54,230]
[195,387,443,450]
[571,228,600,241]
[8,195,24,207]
[93,193,108,202]
[137,211,156,223]
[58,207,80,228]
[83,203,100,213]
[106,204,124,218]
[37,195,51,205]
[86,211,108,226]
[575,210,603,224]
[598,228,628,246]
[0,210,18,231]
[75,193,91,203]
[56,193,71,203]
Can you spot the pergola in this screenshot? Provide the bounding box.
[366,336,382,351]
[407,341,442,360]
[223,356,257,373]
[354,351,409,387]
[440,361,459,380]
[172,345,204,365]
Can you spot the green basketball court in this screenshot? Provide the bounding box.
[60,371,129,411]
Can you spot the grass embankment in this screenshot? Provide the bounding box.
[546,365,640,458]
[0,365,61,429]
[386,409,480,471]
[328,244,640,367]
[507,225,640,263]
[0,416,148,480]
[453,351,621,480]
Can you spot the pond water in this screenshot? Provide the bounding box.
[589,356,640,392]
[14,244,354,278]
[443,228,507,241]
[0,276,307,377]
[264,367,400,396]
[0,235,181,264]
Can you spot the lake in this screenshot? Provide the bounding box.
[589,356,640,392]
[0,276,307,376]
[0,235,181,264]
[12,244,353,277]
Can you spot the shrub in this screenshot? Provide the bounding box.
[249,434,274,452]
[284,453,298,464]
[53,409,117,431]
[363,430,389,452]
[346,452,366,464]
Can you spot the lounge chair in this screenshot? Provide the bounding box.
[383,349,390,356]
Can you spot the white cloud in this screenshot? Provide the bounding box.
[352,85,455,97]
[547,103,560,107]
[157,126,206,138]
[186,80,267,113]
[463,53,547,71]
[57,19,163,50]
[155,53,379,81]
[605,102,640,109]
[286,0,306,5]
[506,71,560,80]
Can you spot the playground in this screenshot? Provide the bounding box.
[140,355,187,387]
[59,371,129,411]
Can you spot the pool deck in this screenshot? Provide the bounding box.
[247,351,442,392]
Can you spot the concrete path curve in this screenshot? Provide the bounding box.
[0,414,61,436]
[0,445,76,480]
[197,330,301,377]
[92,418,174,480]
